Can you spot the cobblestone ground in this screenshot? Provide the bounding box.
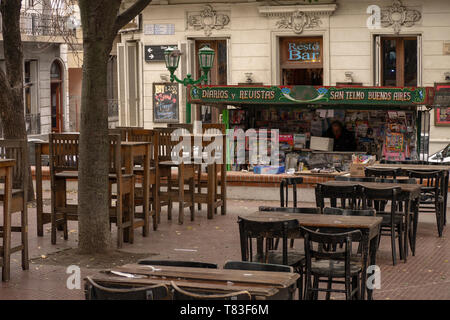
[0,182,448,300]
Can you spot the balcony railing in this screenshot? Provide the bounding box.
[0,12,75,38]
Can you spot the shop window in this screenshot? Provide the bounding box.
[280,37,323,86]
[117,42,142,127]
[377,36,419,87]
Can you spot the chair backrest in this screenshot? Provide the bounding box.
[109,128,128,141]
[171,281,251,300]
[202,123,226,135]
[375,178,417,184]
[323,207,376,217]
[223,261,293,273]
[0,139,28,191]
[258,206,320,214]
[300,227,361,280]
[335,176,376,182]
[167,123,193,134]
[365,167,401,179]
[137,260,218,269]
[127,129,158,167]
[49,133,79,173]
[154,127,185,162]
[407,170,443,194]
[315,184,360,210]
[84,277,168,300]
[238,217,299,265]
[381,159,428,165]
[361,186,401,215]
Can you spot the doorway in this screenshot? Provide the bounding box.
[50,61,63,132]
[195,39,227,123]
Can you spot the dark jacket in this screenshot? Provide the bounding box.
[325,128,357,152]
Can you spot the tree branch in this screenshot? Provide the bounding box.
[113,0,152,34]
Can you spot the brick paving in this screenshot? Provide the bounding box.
[0,183,448,300]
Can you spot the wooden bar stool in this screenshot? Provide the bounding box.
[155,128,195,225]
[0,140,29,281]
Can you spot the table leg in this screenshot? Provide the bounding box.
[2,167,12,281]
[360,233,369,300]
[178,164,185,225]
[367,230,380,301]
[403,200,410,262]
[35,144,44,237]
[221,138,227,216]
[410,198,419,256]
[143,146,150,237]
[207,163,215,220]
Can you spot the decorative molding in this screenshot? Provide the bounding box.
[276,10,321,34]
[258,4,337,17]
[258,4,337,35]
[187,5,230,36]
[381,0,421,34]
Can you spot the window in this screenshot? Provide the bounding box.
[24,60,38,116]
[376,36,419,87]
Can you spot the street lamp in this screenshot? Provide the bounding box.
[164,45,215,123]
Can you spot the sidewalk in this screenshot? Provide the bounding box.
[0,183,448,300]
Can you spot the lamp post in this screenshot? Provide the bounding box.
[164,45,215,124]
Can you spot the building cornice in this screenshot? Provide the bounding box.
[258,4,338,18]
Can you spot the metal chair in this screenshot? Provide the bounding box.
[84,276,169,300]
[171,281,251,300]
[280,177,304,208]
[137,260,218,269]
[361,186,405,265]
[301,227,362,300]
[407,170,445,237]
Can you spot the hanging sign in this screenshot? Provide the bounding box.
[145,45,177,62]
[189,85,433,107]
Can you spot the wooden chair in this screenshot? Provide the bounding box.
[108,134,135,248]
[323,207,376,217]
[167,123,193,132]
[301,227,362,300]
[361,186,405,266]
[127,129,160,232]
[280,177,304,208]
[0,139,29,281]
[335,176,376,182]
[155,128,195,224]
[365,167,401,179]
[259,206,320,214]
[49,133,80,244]
[315,184,360,211]
[171,281,251,300]
[85,277,169,300]
[407,170,445,237]
[137,260,218,269]
[195,124,227,216]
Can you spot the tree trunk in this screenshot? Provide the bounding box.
[77,39,112,253]
[0,0,34,199]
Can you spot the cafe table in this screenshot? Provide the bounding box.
[87,263,299,300]
[34,139,152,240]
[368,163,450,226]
[245,211,383,300]
[0,159,16,281]
[321,180,422,257]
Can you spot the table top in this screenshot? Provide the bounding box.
[321,180,421,194]
[89,264,299,297]
[368,164,450,171]
[245,212,382,230]
[0,159,16,168]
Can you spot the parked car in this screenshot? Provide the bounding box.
[428,143,450,164]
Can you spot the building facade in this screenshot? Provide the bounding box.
[0,0,74,137]
[117,0,450,154]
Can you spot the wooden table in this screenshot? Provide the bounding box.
[88,264,299,300]
[0,159,15,281]
[368,163,450,226]
[245,211,383,300]
[34,140,152,239]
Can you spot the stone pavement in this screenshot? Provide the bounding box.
[0,182,448,300]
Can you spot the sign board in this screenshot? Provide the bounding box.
[280,37,323,68]
[145,45,177,62]
[153,83,179,123]
[434,83,450,126]
[189,85,433,107]
[144,24,175,35]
